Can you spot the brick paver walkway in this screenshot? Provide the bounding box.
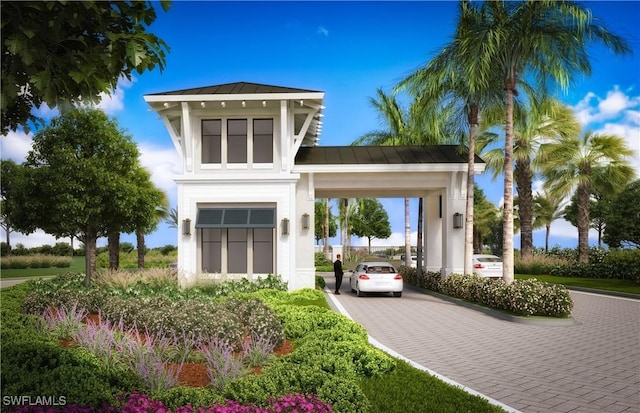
[322,274,640,413]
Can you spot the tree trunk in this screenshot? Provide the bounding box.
[324,198,329,256]
[5,228,10,256]
[137,231,146,270]
[545,224,551,253]
[84,227,97,287]
[108,232,120,270]
[577,183,590,263]
[515,156,534,260]
[502,85,515,284]
[404,198,411,267]
[416,198,423,279]
[464,105,478,275]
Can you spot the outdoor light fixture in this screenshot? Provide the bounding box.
[242,101,246,108]
[453,213,463,229]
[262,101,267,107]
[281,218,290,235]
[200,101,206,108]
[302,213,310,230]
[182,218,191,236]
[221,101,226,108]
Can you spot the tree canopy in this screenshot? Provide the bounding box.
[1,0,170,134]
[12,108,164,284]
[350,199,391,253]
[602,180,640,249]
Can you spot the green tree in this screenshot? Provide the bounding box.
[540,131,635,262]
[12,108,145,284]
[131,169,168,269]
[351,198,391,253]
[603,180,640,249]
[0,159,27,253]
[457,0,631,282]
[533,190,565,253]
[563,189,612,249]
[479,96,580,259]
[314,200,336,246]
[353,89,426,267]
[397,0,504,275]
[473,187,500,254]
[1,0,171,134]
[165,207,179,229]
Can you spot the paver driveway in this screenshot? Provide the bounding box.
[322,274,640,413]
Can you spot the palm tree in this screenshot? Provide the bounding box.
[540,131,635,262]
[353,88,424,268]
[473,186,500,254]
[397,0,504,275]
[164,207,178,229]
[478,96,581,260]
[457,0,631,282]
[533,190,564,253]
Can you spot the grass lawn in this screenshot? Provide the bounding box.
[1,256,85,278]
[516,274,640,295]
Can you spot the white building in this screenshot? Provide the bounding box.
[144,82,484,291]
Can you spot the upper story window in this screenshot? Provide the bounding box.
[201,118,273,166]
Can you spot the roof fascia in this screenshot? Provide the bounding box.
[144,92,325,103]
[293,163,486,174]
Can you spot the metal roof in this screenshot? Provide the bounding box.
[294,145,483,165]
[148,81,323,96]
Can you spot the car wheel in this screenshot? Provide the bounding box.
[351,287,356,293]
[356,286,363,297]
[393,292,402,297]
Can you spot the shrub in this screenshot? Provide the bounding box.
[316,275,327,289]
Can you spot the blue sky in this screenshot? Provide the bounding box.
[2,0,639,251]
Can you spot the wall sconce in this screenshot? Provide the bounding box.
[301,213,310,230]
[281,218,290,235]
[182,218,191,235]
[453,213,463,229]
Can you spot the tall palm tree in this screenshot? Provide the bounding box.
[353,89,424,268]
[533,190,564,253]
[478,96,581,260]
[540,131,635,262]
[397,0,503,275]
[458,0,631,282]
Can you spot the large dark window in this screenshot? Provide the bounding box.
[227,119,247,163]
[202,228,222,272]
[202,120,221,163]
[253,119,273,163]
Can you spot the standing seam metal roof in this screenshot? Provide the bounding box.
[294,146,483,165]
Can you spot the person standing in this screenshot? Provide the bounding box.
[333,253,344,294]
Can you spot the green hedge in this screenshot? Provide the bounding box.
[400,268,573,317]
[0,254,72,269]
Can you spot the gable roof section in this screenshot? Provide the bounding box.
[295,145,483,165]
[148,81,323,96]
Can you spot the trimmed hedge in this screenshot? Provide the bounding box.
[400,268,573,317]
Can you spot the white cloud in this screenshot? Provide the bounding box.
[573,86,640,126]
[351,231,417,247]
[138,143,181,204]
[317,26,329,37]
[0,129,32,161]
[3,230,65,249]
[94,76,135,114]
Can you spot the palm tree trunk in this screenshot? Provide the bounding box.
[577,183,590,263]
[137,231,146,270]
[515,157,534,260]
[502,86,516,284]
[108,232,120,270]
[545,224,551,253]
[464,105,478,275]
[404,198,411,267]
[416,198,423,278]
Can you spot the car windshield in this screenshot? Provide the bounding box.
[365,265,395,273]
[477,256,501,262]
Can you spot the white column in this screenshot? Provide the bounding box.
[441,173,465,277]
[425,194,442,272]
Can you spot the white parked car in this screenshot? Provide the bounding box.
[472,254,503,279]
[349,261,403,297]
